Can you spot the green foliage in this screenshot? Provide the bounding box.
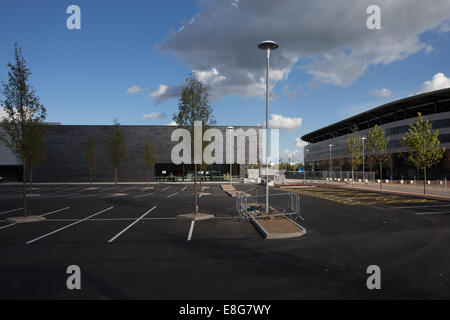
[23,121,47,169]
[345,131,363,170]
[173,73,216,130]
[105,119,127,168]
[0,44,47,160]
[367,124,390,188]
[401,113,445,170]
[367,125,390,164]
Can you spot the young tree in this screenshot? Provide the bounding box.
[23,122,47,193]
[367,125,391,190]
[401,112,445,194]
[105,119,127,193]
[345,130,363,187]
[143,138,157,184]
[84,136,97,185]
[173,73,215,214]
[0,44,46,217]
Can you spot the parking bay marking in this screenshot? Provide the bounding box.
[40,207,71,217]
[181,186,187,192]
[133,192,154,199]
[415,211,450,215]
[108,206,157,243]
[0,207,24,215]
[26,206,114,244]
[187,220,195,241]
[161,186,169,192]
[167,192,178,199]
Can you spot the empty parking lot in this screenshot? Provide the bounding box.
[1,183,450,299]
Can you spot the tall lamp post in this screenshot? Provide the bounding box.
[361,136,366,183]
[258,40,278,214]
[329,144,333,180]
[228,126,234,185]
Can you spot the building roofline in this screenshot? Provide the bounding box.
[301,88,450,143]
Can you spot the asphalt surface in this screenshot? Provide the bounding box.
[0,182,449,299]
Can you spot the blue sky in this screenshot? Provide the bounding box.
[1,0,450,162]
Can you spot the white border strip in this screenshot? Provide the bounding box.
[108,206,157,243]
[26,206,114,244]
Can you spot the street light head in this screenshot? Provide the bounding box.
[227,126,234,129]
[329,144,333,147]
[258,40,279,51]
[361,137,366,141]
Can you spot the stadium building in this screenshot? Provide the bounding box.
[0,125,259,183]
[302,88,450,180]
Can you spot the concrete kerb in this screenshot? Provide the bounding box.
[7,216,46,223]
[177,213,215,221]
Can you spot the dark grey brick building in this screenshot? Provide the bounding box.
[1,124,260,182]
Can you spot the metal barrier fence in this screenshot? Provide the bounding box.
[236,192,303,224]
[284,171,375,182]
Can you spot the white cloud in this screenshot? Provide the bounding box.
[295,137,308,149]
[268,114,302,130]
[157,0,450,102]
[231,0,239,9]
[149,84,181,105]
[167,121,177,126]
[126,85,150,95]
[142,112,167,120]
[425,45,434,54]
[281,149,303,163]
[369,88,392,98]
[418,73,450,94]
[149,84,168,98]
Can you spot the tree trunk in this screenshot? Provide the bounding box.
[89,168,93,185]
[424,167,426,195]
[352,167,354,187]
[30,168,33,194]
[114,167,118,193]
[23,159,27,217]
[379,162,382,190]
[194,164,198,214]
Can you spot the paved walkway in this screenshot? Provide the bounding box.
[278,179,450,201]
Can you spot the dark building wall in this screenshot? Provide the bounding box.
[31,125,259,182]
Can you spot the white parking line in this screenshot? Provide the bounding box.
[416,211,450,215]
[167,192,178,199]
[45,217,176,222]
[67,193,104,199]
[391,204,450,209]
[133,193,153,199]
[161,186,169,192]
[0,223,16,230]
[26,206,114,244]
[0,207,23,215]
[120,186,137,192]
[40,207,71,217]
[181,186,187,192]
[187,220,195,241]
[108,206,157,243]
